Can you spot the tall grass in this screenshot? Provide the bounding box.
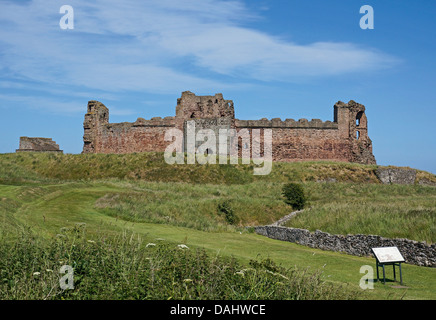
[93,181,291,231]
[0,152,414,184]
[285,182,436,243]
[0,226,359,300]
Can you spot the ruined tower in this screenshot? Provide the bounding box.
[83,100,109,154]
[334,100,375,164]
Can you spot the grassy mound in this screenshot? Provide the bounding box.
[0,152,385,184]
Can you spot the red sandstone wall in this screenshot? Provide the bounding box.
[271,128,352,162]
[95,124,174,154]
[232,127,353,163]
[82,94,376,165]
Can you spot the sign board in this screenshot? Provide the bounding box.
[371,247,405,264]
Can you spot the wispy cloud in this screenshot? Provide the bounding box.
[0,0,399,113]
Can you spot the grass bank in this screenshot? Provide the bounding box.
[1,180,436,299]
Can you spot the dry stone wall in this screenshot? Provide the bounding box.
[254,225,436,267]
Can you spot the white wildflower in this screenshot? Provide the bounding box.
[177,244,189,249]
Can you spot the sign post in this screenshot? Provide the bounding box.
[371,247,405,285]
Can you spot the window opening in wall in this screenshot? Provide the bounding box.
[356,111,364,126]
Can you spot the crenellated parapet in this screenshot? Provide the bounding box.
[235,118,338,129]
[132,116,175,127]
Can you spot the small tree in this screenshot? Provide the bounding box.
[282,183,306,210]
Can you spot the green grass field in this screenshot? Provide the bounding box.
[1,152,435,300]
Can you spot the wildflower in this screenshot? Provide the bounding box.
[183,279,193,283]
[146,243,156,248]
[33,272,41,277]
[177,244,189,249]
[46,269,53,273]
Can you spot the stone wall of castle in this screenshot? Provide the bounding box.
[82,91,376,165]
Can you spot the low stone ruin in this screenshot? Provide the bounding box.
[16,137,63,153]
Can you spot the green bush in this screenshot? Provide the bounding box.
[282,183,307,210]
[217,201,237,225]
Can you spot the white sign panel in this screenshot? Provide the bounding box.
[371,247,405,263]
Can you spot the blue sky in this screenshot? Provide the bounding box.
[1,0,435,173]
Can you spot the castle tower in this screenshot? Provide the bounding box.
[334,100,375,164]
[174,91,235,154]
[175,91,235,130]
[83,100,109,153]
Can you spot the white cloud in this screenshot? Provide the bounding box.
[0,93,83,114]
[0,0,399,100]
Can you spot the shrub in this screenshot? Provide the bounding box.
[217,201,236,225]
[282,183,306,210]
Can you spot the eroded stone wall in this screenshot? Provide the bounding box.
[16,137,63,153]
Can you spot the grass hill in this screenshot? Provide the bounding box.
[0,152,435,300]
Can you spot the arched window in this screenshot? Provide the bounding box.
[356,111,364,126]
[356,130,360,140]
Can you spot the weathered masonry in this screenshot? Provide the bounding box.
[16,137,63,153]
[82,91,376,164]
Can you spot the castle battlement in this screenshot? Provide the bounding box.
[235,118,338,129]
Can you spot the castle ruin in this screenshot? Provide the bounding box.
[82,91,376,165]
[16,137,63,153]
